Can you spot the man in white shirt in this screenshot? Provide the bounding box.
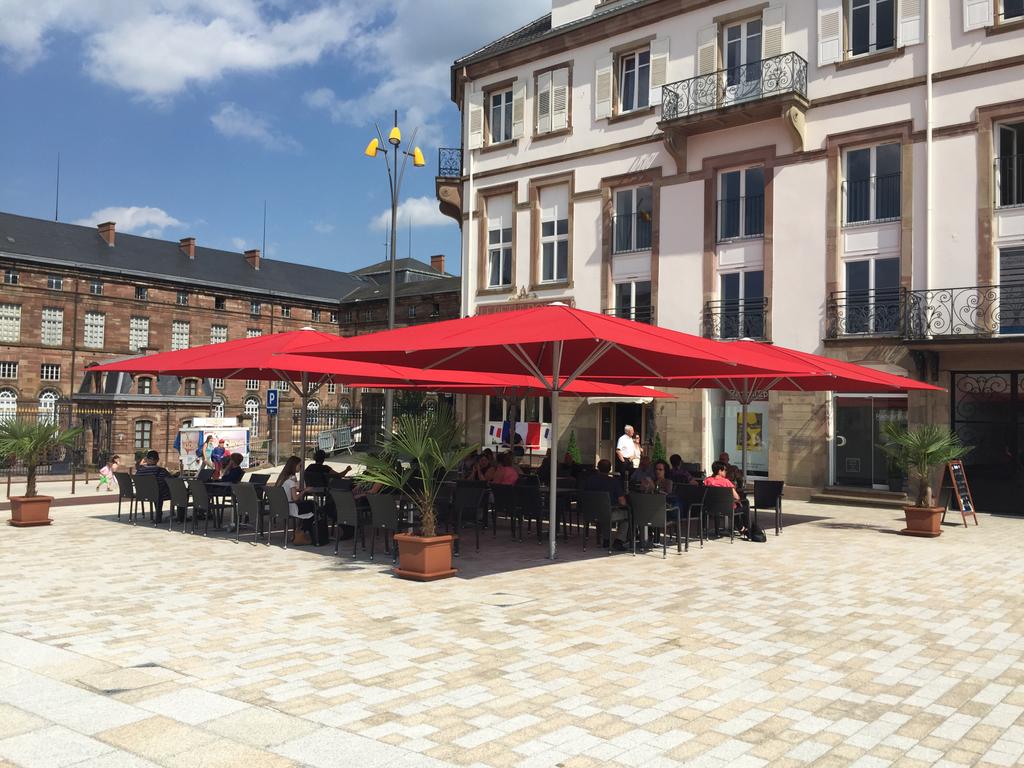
[615,424,637,479]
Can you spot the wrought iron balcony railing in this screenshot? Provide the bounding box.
[843,173,901,225]
[717,195,764,241]
[612,212,653,254]
[826,288,904,338]
[438,147,462,178]
[995,154,1024,208]
[603,305,655,324]
[661,52,808,122]
[703,298,769,340]
[906,285,1024,338]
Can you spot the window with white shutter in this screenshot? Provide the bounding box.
[40,308,63,346]
[594,55,613,120]
[898,0,923,46]
[963,0,993,30]
[648,38,670,107]
[467,91,484,150]
[511,81,526,139]
[762,6,786,58]
[129,317,149,352]
[0,305,21,343]
[536,67,570,135]
[818,0,843,65]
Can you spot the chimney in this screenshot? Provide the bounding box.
[244,249,261,270]
[97,221,115,247]
[430,254,445,274]
[179,237,196,259]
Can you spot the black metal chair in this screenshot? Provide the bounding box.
[673,482,706,551]
[331,488,364,558]
[365,493,400,561]
[132,474,160,526]
[629,492,682,558]
[247,473,270,486]
[577,490,629,554]
[752,480,785,535]
[166,477,192,533]
[490,483,521,540]
[329,476,354,491]
[187,479,215,536]
[514,480,546,544]
[264,486,292,548]
[195,468,215,482]
[448,481,489,555]
[232,483,264,543]
[114,471,136,521]
[702,486,737,542]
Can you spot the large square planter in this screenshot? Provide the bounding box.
[393,533,458,581]
[9,496,55,527]
[899,505,944,538]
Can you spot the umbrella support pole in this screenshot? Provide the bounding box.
[549,388,559,560]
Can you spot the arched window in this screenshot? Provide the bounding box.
[0,388,16,422]
[38,390,59,425]
[212,397,224,419]
[306,398,320,425]
[339,399,351,416]
[244,397,260,436]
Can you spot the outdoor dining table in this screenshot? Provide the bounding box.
[204,481,238,530]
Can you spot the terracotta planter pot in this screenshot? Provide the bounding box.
[9,496,55,527]
[899,505,944,538]
[393,533,458,581]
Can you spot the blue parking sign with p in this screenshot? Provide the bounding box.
[267,389,279,415]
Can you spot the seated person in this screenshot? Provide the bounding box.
[469,451,493,482]
[669,453,696,484]
[630,454,655,489]
[582,459,630,551]
[537,449,552,480]
[704,460,749,536]
[304,449,351,488]
[719,451,745,490]
[134,450,175,524]
[490,452,521,485]
[458,450,480,479]
[275,456,318,545]
[220,453,245,484]
[640,459,674,495]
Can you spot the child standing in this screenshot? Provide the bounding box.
[97,455,120,492]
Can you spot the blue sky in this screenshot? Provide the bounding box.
[0,1,550,275]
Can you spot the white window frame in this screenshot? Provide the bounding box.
[488,88,514,144]
[613,280,653,322]
[40,363,61,382]
[540,186,570,284]
[244,397,261,436]
[171,320,190,351]
[330,310,339,323]
[134,420,153,449]
[843,142,902,225]
[0,362,18,379]
[213,378,225,390]
[245,379,259,391]
[847,0,896,57]
[612,185,654,254]
[1000,0,1024,22]
[327,383,336,394]
[176,291,189,306]
[407,305,417,319]
[3,269,18,285]
[312,308,321,322]
[138,377,153,395]
[247,328,262,338]
[996,121,1024,209]
[47,275,63,290]
[618,47,651,114]
[0,304,21,343]
[212,397,225,419]
[717,166,766,241]
[83,312,105,349]
[129,316,149,353]
[38,390,59,425]
[184,379,199,397]
[841,255,901,335]
[210,324,228,344]
[40,308,63,346]
[723,18,763,98]
[281,305,291,318]
[135,286,148,301]
[250,301,262,316]
[0,388,16,422]
[89,281,103,295]
[487,221,513,289]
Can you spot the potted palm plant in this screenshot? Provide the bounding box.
[880,422,969,537]
[359,407,475,581]
[1,419,83,527]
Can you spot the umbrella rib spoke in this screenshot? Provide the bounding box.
[561,341,614,389]
[505,344,552,390]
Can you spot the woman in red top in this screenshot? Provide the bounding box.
[489,452,521,485]
[704,460,748,535]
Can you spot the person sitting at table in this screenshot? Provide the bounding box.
[640,459,674,495]
[458,449,480,479]
[490,451,521,485]
[704,460,748,537]
[582,459,630,551]
[631,454,655,489]
[719,452,745,489]
[470,451,493,483]
[304,449,352,488]
[668,454,696,484]
[537,449,552,480]
[275,455,317,545]
[135,450,175,525]
[220,453,245,485]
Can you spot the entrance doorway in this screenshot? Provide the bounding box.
[833,395,907,488]
[952,372,1024,515]
[598,403,644,464]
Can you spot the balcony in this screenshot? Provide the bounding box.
[826,284,1024,340]
[659,53,808,162]
[703,298,769,340]
[435,147,463,225]
[603,305,655,324]
[612,212,653,255]
[826,288,904,339]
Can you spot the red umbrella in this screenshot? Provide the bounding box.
[293,304,817,557]
[664,341,944,477]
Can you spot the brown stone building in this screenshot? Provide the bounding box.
[0,211,459,467]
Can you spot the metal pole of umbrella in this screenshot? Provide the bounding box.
[740,379,749,486]
[548,342,562,560]
[299,372,308,485]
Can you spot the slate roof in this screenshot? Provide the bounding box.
[352,257,448,277]
[453,0,651,70]
[0,211,364,303]
[342,276,461,303]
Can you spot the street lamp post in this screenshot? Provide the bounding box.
[365,110,425,438]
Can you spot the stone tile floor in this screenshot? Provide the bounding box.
[0,500,1022,767]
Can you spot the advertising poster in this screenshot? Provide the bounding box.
[724,400,768,474]
[176,427,252,470]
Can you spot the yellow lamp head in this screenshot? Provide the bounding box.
[364,138,379,157]
[388,125,402,145]
[412,147,425,167]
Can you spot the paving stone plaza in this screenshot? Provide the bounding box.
[1,499,1022,768]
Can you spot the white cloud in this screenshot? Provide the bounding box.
[371,196,450,232]
[211,102,300,152]
[313,221,335,234]
[73,205,183,238]
[303,0,551,147]
[0,1,357,99]
[231,236,248,250]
